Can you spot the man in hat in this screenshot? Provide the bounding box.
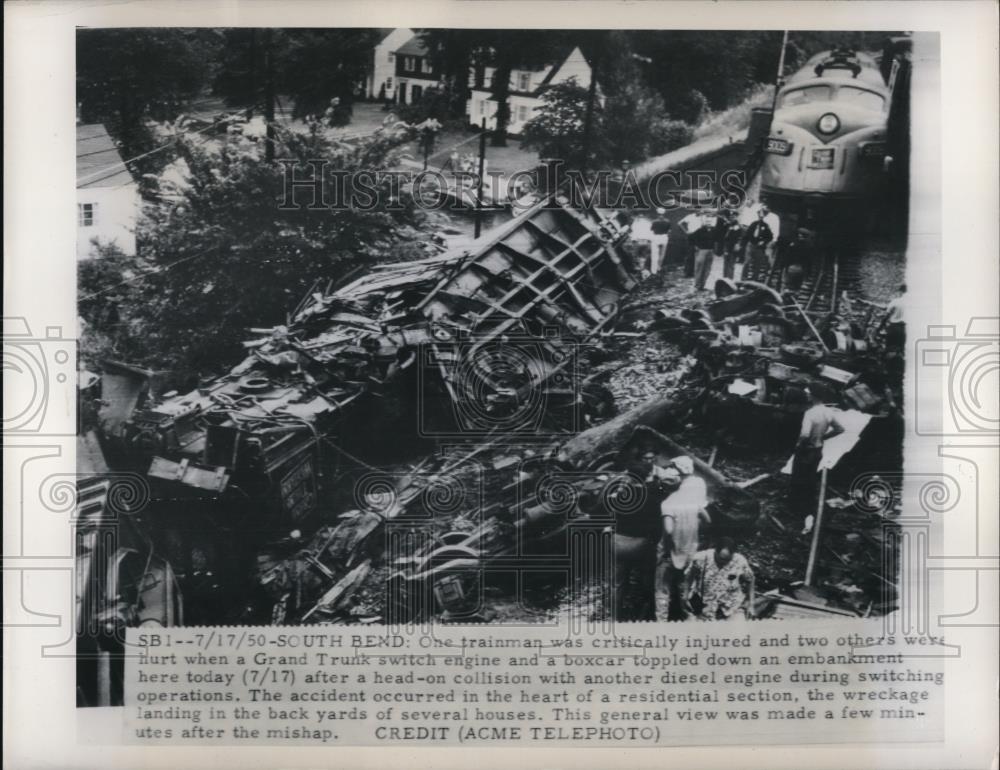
[649,207,672,279]
[658,456,711,620]
[741,204,774,282]
[792,388,845,534]
[720,209,745,280]
[679,210,719,292]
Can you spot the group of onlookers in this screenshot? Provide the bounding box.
[605,451,756,623]
[641,202,819,293]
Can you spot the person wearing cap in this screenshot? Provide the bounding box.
[740,205,774,282]
[649,207,672,279]
[679,210,719,291]
[792,388,845,534]
[719,209,744,280]
[658,455,711,620]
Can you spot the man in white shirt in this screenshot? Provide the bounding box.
[791,389,845,534]
[649,208,672,278]
[877,283,906,349]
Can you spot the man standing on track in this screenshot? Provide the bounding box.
[649,207,672,281]
[741,205,774,282]
[720,209,744,280]
[679,208,718,292]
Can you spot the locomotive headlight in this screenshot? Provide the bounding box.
[817,113,840,135]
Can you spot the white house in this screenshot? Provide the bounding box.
[392,35,445,104]
[76,124,139,260]
[465,47,594,136]
[365,28,414,102]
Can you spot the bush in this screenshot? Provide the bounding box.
[671,88,709,125]
[78,120,431,379]
[649,119,695,155]
[397,87,463,129]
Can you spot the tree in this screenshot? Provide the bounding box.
[416,29,574,146]
[417,29,482,120]
[81,120,432,379]
[520,79,597,169]
[76,29,217,161]
[484,30,574,147]
[213,29,380,128]
[629,30,781,114]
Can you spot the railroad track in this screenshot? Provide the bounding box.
[766,248,863,317]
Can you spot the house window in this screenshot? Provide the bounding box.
[404,56,416,71]
[517,105,529,123]
[518,72,531,92]
[421,58,433,74]
[386,77,393,89]
[78,202,97,227]
[479,100,487,115]
[388,52,394,63]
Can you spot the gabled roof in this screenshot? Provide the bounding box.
[77,124,135,189]
[394,35,429,57]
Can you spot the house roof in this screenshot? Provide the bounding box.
[469,46,595,98]
[77,124,135,189]
[394,35,429,57]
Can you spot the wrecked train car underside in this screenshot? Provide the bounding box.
[100,193,636,530]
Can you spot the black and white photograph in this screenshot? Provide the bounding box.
[72,25,923,706]
[4,2,998,766]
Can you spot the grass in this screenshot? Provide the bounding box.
[692,83,774,141]
[400,128,541,176]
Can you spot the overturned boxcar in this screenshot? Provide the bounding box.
[96,193,635,532]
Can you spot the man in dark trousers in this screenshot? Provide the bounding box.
[720,211,745,280]
[608,458,665,622]
[679,209,719,291]
[791,388,845,534]
[781,227,814,291]
[741,206,774,282]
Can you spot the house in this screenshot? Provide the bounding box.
[393,35,443,104]
[76,124,139,260]
[365,27,414,102]
[465,47,594,136]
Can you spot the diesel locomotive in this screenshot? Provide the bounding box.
[761,47,894,216]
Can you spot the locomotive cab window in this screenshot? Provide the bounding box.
[780,85,832,108]
[836,86,886,111]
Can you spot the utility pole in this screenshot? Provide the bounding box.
[263,29,275,163]
[580,42,600,179]
[474,117,487,239]
[769,30,790,116]
[247,29,257,120]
